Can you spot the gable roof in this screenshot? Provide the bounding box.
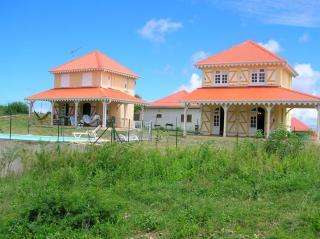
[196,40,285,66]
[291,117,312,132]
[195,40,297,76]
[148,90,199,108]
[49,50,139,78]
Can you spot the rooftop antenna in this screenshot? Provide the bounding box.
[70,47,81,54]
[68,47,82,60]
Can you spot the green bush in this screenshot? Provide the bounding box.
[265,127,305,159]
[4,102,28,115]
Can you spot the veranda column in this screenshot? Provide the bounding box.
[183,104,188,137]
[223,105,229,137]
[123,103,128,128]
[266,105,273,138]
[317,105,320,141]
[50,101,55,126]
[140,105,145,121]
[74,101,79,127]
[102,101,107,128]
[28,100,34,125]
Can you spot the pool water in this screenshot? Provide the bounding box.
[0,134,94,143]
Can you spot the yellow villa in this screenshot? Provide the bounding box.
[26,50,145,128]
[182,40,320,139]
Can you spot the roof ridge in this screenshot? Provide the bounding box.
[94,50,103,69]
[195,40,286,66]
[247,40,286,63]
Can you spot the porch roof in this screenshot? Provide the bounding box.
[26,87,146,105]
[182,86,320,106]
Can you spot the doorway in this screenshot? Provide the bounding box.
[82,103,91,116]
[249,107,265,136]
[212,107,224,136]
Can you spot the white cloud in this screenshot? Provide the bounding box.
[214,0,320,27]
[292,64,320,129]
[138,18,182,43]
[293,64,320,94]
[178,73,201,92]
[299,32,309,43]
[191,51,210,63]
[258,40,281,53]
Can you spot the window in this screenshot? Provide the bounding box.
[251,69,265,84]
[60,74,70,87]
[250,116,257,128]
[124,78,129,89]
[156,114,162,119]
[181,114,192,122]
[82,72,92,86]
[214,71,228,85]
[250,108,257,128]
[108,75,113,87]
[213,115,219,126]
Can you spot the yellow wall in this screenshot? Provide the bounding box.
[201,65,293,88]
[54,71,136,96]
[100,72,135,96]
[200,104,288,136]
[54,72,102,88]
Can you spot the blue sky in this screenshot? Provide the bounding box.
[1,0,320,126]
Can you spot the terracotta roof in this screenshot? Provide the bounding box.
[183,86,320,103]
[195,40,286,66]
[26,87,145,104]
[49,50,139,78]
[148,90,199,108]
[291,117,312,132]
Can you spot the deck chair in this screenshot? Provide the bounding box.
[73,125,101,139]
[118,133,139,142]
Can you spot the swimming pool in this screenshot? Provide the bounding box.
[0,133,94,143]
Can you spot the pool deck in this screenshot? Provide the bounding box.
[0,133,109,144]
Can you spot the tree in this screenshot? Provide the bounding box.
[5,102,29,114]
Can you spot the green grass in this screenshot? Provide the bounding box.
[0,137,320,238]
[0,114,114,139]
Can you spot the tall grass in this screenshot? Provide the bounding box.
[0,137,320,238]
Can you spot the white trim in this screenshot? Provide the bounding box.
[181,100,320,107]
[49,68,139,79]
[25,97,147,105]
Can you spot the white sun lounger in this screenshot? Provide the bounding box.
[118,133,139,142]
[73,125,101,139]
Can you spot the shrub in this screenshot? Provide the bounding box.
[5,102,28,115]
[265,127,304,159]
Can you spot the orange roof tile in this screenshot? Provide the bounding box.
[183,86,320,103]
[49,50,139,78]
[148,90,199,108]
[291,117,312,132]
[196,40,286,66]
[26,87,145,104]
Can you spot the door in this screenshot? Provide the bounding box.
[212,107,224,136]
[250,107,265,136]
[212,107,220,135]
[249,108,257,136]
